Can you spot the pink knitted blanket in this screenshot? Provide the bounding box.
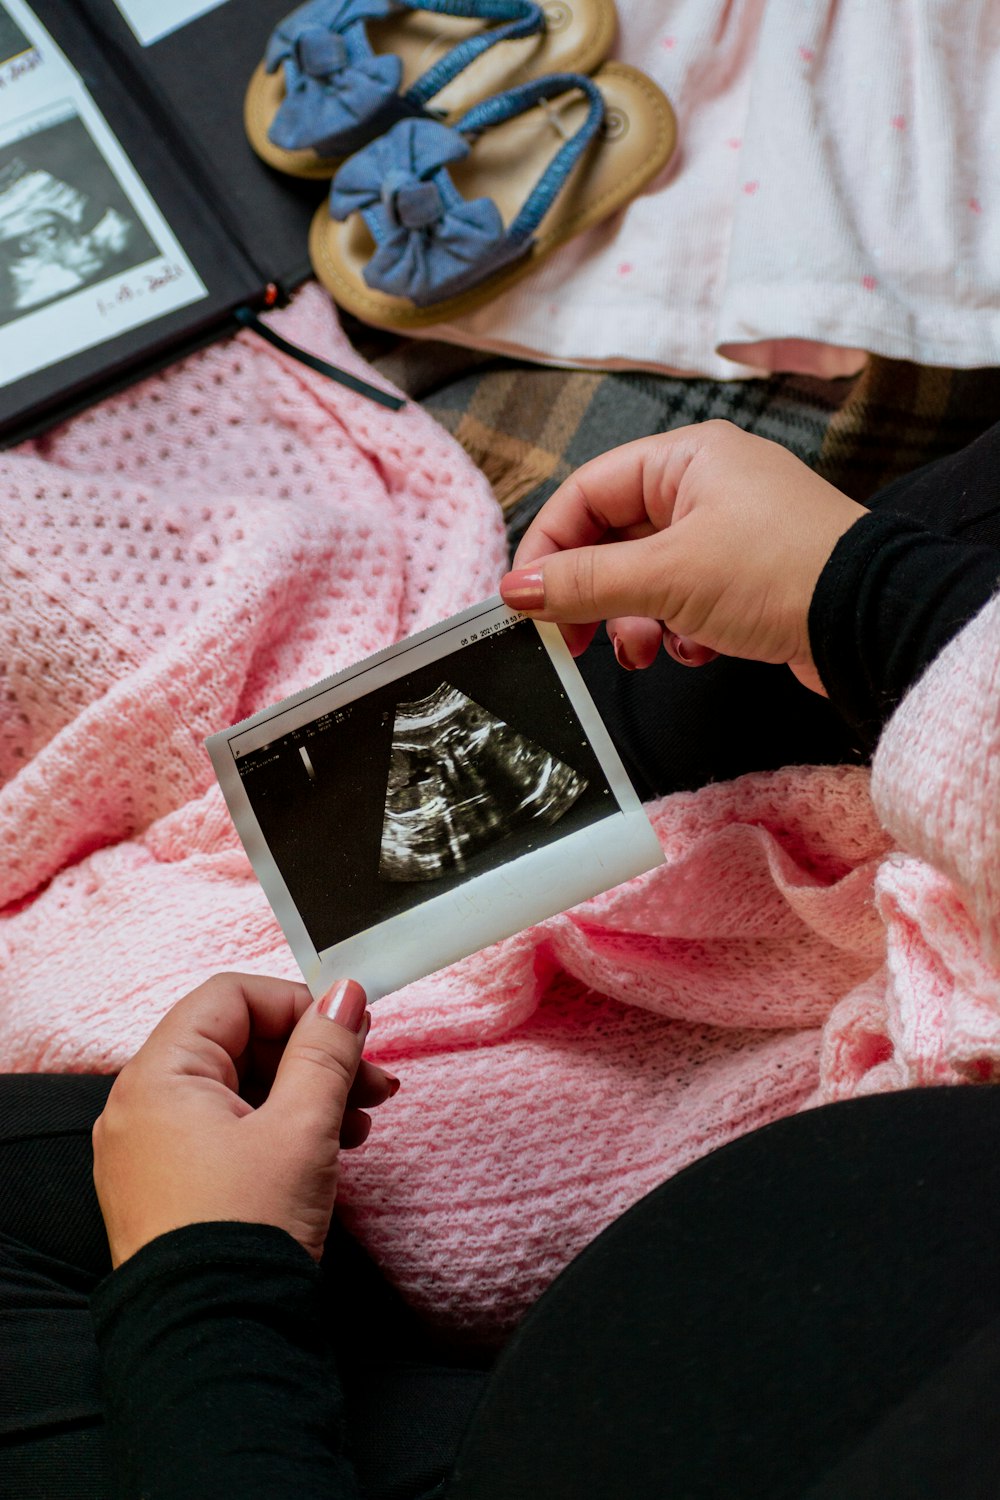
[2,289,998,1336]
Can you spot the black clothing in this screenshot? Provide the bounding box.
[577,416,1000,799]
[0,1076,484,1500]
[7,1081,1000,1500]
[91,1224,355,1498]
[809,509,1000,746]
[448,1086,1000,1500]
[2,423,1000,1498]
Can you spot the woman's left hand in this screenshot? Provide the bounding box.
[93,972,397,1268]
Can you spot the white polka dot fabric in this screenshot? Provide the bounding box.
[419,0,1000,379]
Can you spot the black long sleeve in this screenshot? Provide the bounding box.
[808,509,1000,750]
[90,1221,360,1500]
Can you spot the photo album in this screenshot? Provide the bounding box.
[207,598,664,1002]
[0,0,325,444]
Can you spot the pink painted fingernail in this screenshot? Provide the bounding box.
[612,633,635,670]
[318,979,368,1033]
[499,568,545,611]
[663,630,696,666]
[664,631,719,668]
[383,1074,401,1097]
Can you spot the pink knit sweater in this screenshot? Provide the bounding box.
[2,289,998,1336]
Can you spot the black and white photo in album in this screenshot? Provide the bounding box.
[0,111,156,326]
[207,598,664,1001]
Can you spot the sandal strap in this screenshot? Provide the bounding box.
[400,1,545,108]
[456,72,604,237]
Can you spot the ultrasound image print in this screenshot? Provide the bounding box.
[0,114,158,328]
[379,682,588,882]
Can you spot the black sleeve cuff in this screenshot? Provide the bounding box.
[91,1221,359,1500]
[808,510,1000,751]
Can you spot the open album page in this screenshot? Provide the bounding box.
[0,0,206,389]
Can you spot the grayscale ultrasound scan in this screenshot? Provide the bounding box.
[379,683,588,882]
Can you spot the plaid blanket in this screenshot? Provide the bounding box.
[351,322,1000,550]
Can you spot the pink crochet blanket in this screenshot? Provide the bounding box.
[2,289,998,1336]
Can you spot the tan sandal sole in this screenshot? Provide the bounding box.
[308,62,676,330]
[245,0,617,179]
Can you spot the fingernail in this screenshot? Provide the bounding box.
[499,568,545,611]
[384,1074,400,1097]
[318,979,368,1033]
[612,633,635,671]
[664,629,696,666]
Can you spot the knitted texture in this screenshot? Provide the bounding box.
[0,285,506,1061]
[2,293,999,1335]
[821,591,1000,1097]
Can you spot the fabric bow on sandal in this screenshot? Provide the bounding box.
[245,0,617,178]
[327,78,603,305]
[265,0,408,157]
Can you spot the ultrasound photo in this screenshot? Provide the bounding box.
[231,619,615,952]
[208,597,664,1001]
[0,113,157,328]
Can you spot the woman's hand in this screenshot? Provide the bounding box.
[500,420,868,694]
[93,973,397,1268]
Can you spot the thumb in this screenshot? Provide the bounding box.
[501,534,671,626]
[265,979,369,1135]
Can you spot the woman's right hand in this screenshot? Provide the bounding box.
[500,420,868,695]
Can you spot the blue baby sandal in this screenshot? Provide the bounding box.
[308,61,678,327]
[265,0,545,159]
[326,71,604,305]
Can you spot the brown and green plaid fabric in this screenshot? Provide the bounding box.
[350,321,1000,551]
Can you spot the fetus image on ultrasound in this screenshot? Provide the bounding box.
[379,682,588,882]
[0,115,157,327]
